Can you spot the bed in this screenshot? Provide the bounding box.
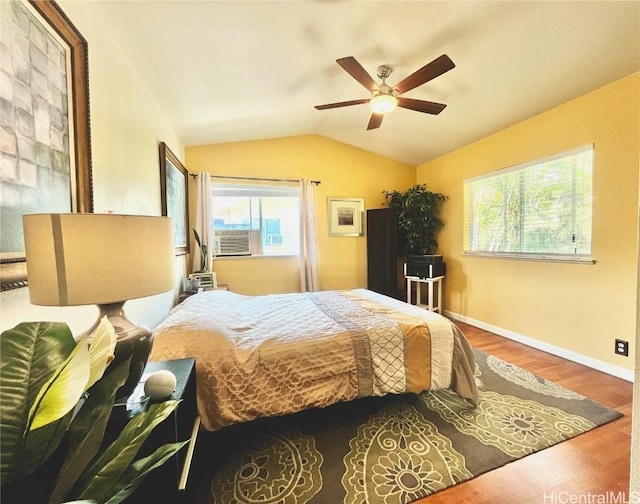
[149,288,478,431]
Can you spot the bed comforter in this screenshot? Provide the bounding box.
[150,288,478,431]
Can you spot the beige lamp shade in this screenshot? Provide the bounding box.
[23,213,175,306]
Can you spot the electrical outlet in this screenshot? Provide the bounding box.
[614,339,629,357]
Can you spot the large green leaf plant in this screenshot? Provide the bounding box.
[0,318,188,504]
[383,183,448,257]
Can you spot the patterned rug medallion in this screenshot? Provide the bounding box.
[192,349,622,504]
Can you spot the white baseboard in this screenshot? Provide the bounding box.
[445,310,635,383]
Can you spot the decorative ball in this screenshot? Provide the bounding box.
[144,370,177,400]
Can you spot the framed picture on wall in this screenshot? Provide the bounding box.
[159,142,190,255]
[0,0,93,291]
[328,197,364,236]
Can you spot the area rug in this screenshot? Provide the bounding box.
[194,349,622,504]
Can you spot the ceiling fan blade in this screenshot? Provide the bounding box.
[315,98,370,110]
[367,113,384,130]
[393,54,455,95]
[337,57,379,92]
[397,97,447,115]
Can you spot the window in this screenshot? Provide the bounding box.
[211,182,300,257]
[464,145,593,262]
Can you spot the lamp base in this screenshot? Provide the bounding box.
[83,302,154,402]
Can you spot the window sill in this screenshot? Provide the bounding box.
[213,254,299,260]
[463,252,596,265]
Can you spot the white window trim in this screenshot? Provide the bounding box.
[211,181,301,258]
[464,145,592,183]
[463,251,596,264]
[463,144,595,264]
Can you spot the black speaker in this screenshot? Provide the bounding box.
[406,255,445,279]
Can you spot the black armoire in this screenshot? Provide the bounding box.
[366,208,398,298]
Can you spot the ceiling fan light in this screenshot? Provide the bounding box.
[370,93,397,114]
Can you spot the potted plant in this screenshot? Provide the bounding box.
[0,318,187,504]
[193,228,208,273]
[383,183,448,257]
[189,228,217,292]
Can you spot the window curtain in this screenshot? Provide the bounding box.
[193,172,214,272]
[299,179,319,292]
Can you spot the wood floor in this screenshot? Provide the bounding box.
[419,321,634,504]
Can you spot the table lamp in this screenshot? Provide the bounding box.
[22,213,175,401]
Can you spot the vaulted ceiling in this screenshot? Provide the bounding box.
[63,1,639,166]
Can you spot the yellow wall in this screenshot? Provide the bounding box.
[417,73,639,373]
[186,135,415,295]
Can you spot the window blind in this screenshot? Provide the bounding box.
[464,145,593,261]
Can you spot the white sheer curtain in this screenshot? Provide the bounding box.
[299,179,319,292]
[193,172,214,272]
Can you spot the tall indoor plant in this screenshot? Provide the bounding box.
[383,183,448,257]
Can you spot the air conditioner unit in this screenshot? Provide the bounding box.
[214,230,251,256]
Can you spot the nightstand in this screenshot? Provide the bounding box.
[107,358,199,502]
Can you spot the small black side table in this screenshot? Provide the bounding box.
[107,358,199,502]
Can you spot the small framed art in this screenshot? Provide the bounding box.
[328,197,364,237]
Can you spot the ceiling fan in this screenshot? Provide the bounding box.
[315,54,455,130]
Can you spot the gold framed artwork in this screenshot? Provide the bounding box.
[159,142,189,256]
[0,0,93,291]
[328,197,364,237]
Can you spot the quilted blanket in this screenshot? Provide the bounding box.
[150,288,477,431]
